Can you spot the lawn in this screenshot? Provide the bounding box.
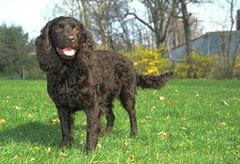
[0,79,240,163]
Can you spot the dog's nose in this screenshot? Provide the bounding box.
[68,36,75,42]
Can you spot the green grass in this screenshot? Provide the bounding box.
[0,79,240,163]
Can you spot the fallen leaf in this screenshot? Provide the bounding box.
[162,132,169,139]
[217,121,226,126]
[46,147,51,153]
[159,96,165,101]
[167,100,172,106]
[145,116,152,119]
[128,154,135,162]
[220,100,228,106]
[181,127,187,130]
[140,116,152,123]
[13,155,19,160]
[195,91,199,97]
[14,106,22,110]
[28,113,32,118]
[140,118,146,123]
[60,150,67,160]
[0,119,6,124]
[124,142,130,146]
[151,105,157,110]
[159,132,170,139]
[52,119,60,124]
[97,143,102,149]
[181,117,186,121]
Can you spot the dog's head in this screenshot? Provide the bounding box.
[35,16,95,71]
[48,17,80,60]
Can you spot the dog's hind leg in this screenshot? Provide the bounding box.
[105,106,115,134]
[119,87,137,137]
[98,103,115,136]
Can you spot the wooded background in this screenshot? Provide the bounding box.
[0,0,239,79]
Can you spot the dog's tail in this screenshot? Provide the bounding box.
[137,72,173,89]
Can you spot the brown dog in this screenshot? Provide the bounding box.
[35,16,172,151]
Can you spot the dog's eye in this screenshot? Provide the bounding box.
[53,23,65,33]
[71,24,75,28]
[73,27,80,34]
[71,24,78,29]
[58,23,65,28]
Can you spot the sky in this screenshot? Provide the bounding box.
[0,0,51,39]
[0,0,239,39]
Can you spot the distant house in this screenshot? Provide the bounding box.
[170,31,240,62]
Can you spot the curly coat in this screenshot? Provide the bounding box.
[35,16,172,151]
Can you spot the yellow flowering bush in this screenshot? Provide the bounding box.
[123,45,171,75]
[233,53,240,78]
[174,53,220,78]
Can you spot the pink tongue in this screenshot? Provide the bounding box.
[63,48,75,56]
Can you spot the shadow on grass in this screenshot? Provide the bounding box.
[0,121,114,149]
[0,122,62,147]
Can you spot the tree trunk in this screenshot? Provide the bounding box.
[179,0,195,78]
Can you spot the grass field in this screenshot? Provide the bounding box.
[0,79,240,163]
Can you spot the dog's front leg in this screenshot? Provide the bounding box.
[85,108,101,151]
[57,106,74,148]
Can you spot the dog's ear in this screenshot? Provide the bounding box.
[78,22,95,53]
[35,21,61,72]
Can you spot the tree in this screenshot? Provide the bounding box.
[46,0,205,52]
[179,0,195,78]
[0,24,38,78]
[221,0,240,79]
[176,0,212,78]
[89,0,131,50]
[47,0,132,50]
[125,0,178,48]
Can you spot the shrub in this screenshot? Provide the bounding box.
[233,53,240,78]
[123,45,171,75]
[174,53,220,78]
